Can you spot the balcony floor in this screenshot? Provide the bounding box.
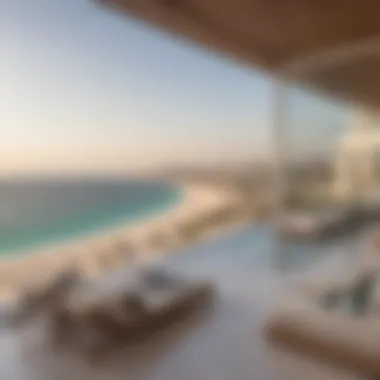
[0,225,362,380]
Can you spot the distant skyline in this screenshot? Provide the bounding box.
[1,0,347,175]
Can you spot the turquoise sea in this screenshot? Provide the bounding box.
[0,178,181,257]
[0,177,357,272]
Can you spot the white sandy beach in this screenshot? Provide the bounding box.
[0,182,237,300]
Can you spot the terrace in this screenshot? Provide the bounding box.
[2,1,380,379]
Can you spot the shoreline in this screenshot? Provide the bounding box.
[0,181,238,300]
[0,180,182,259]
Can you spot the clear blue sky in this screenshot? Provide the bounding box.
[0,0,347,175]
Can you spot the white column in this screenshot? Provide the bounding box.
[334,106,380,201]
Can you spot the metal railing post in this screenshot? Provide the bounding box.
[272,77,288,270]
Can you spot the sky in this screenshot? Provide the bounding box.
[0,0,347,175]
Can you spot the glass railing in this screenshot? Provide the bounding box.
[275,77,380,270]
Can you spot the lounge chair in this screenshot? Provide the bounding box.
[55,267,214,359]
[13,268,82,326]
[265,268,380,378]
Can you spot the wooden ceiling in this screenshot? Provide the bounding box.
[98,0,380,108]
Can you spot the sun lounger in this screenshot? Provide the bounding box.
[13,268,82,326]
[51,267,214,359]
[265,268,380,378]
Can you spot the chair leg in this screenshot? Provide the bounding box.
[50,311,74,347]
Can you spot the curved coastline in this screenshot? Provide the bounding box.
[0,181,236,301]
[0,181,182,256]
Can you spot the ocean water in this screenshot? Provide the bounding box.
[0,178,181,256]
